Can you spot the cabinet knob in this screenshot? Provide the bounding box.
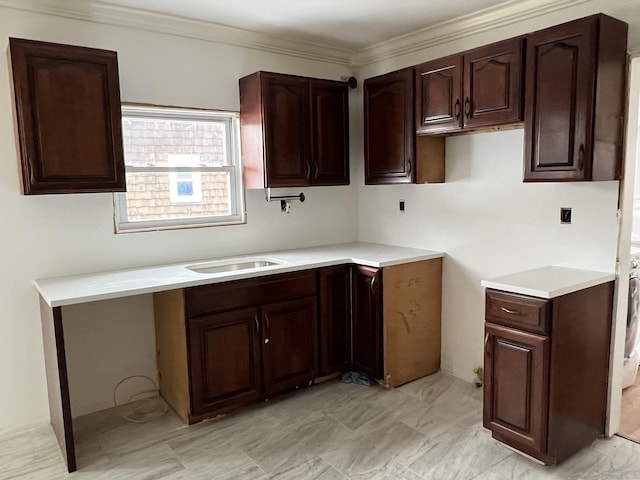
[264,338,270,344]
[454,99,461,120]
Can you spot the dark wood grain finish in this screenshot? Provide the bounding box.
[352,266,383,379]
[40,298,76,472]
[463,38,523,129]
[310,80,349,185]
[483,280,615,465]
[415,55,462,134]
[9,38,125,194]
[188,308,263,416]
[318,265,351,376]
[239,71,349,188]
[485,289,550,334]
[547,282,613,463]
[261,297,319,395]
[185,270,317,318]
[364,68,415,184]
[523,14,627,182]
[484,323,549,456]
[263,73,311,187]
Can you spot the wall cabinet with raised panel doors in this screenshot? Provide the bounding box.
[363,68,445,185]
[8,38,126,194]
[483,283,614,464]
[523,14,627,182]
[415,37,523,134]
[154,270,318,424]
[239,71,349,188]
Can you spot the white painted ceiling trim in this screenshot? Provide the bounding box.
[352,0,591,67]
[0,0,591,68]
[0,0,354,66]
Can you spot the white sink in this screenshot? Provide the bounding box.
[186,257,284,274]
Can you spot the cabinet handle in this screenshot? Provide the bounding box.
[454,99,461,120]
[305,161,311,179]
[370,273,377,296]
[313,161,319,179]
[500,307,521,315]
[485,333,490,357]
[264,313,270,331]
[406,159,412,176]
[254,315,259,334]
[464,97,471,119]
[578,144,585,170]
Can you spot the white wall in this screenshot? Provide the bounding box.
[354,0,640,385]
[0,8,358,431]
[3,0,640,434]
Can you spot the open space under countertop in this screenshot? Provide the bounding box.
[481,266,616,299]
[35,242,444,307]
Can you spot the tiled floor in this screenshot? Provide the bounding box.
[3,372,640,479]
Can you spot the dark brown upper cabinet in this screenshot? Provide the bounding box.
[239,71,349,188]
[364,68,415,184]
[415,37,523,134]
[8,38,125,195]
[523,14,627,182]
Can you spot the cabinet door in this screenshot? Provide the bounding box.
[352,266,382,379]
[9,38,125,194]
[262,74,311,187]
[188,308,263,416]
[261,297,318,396]
[463,38,523,129]
[484,323,549,456]
[415,55,462,134]
[310,81,349,186]
[318,266,351,376]
[364,68,415,184]
[523,19,597,181]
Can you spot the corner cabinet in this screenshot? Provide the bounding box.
[239,71,349,188]
[415,37,523,134]
[8,38,125,194]
[483,283,614,464]
[523,14,628,182]
[364,68,416,184]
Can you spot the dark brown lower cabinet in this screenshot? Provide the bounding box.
[261,297,318,395]
[318,265,351,376]
[484,323,549,456]
[483,282,614,464]
[352,266,383,379]
[188,308,262,416]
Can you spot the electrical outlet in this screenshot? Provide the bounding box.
[561,207,572,224]
[399,199,405,212]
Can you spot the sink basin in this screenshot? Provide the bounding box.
[186,257,284,274]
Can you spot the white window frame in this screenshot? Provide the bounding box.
[114,105,245,233]
[168,155,203,204]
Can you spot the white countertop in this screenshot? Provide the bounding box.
[35,242,444,307]
[481,266,616,299]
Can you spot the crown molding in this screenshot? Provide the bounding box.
[0,0,354,66]
[351,0,591,67]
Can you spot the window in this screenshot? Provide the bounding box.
[114,105,244,232]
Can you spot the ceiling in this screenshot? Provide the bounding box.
[95,0,512,50]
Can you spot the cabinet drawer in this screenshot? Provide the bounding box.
[186,270,317,318]
[485,289,550,334]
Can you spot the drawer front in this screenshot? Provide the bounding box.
[485,289,550,334]
[186,270,317,318]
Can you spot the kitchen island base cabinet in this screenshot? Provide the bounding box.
[483,282,614,464]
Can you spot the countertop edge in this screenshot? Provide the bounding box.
[35,244,445,307]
